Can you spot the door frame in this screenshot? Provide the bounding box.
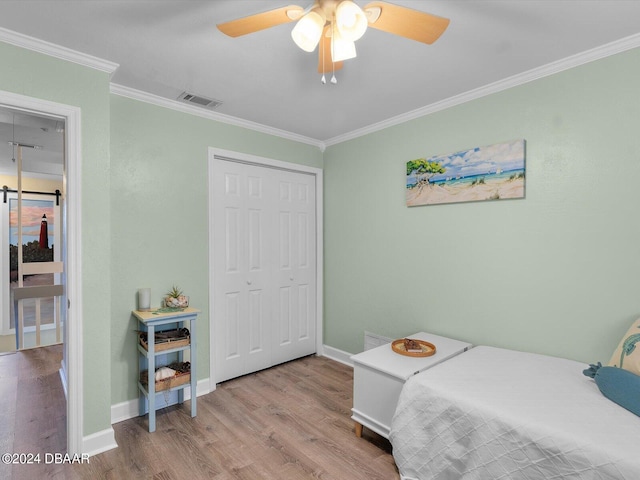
[207,147,323,391]
[0,90,83,454]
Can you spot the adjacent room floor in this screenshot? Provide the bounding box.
[0,344,66,480]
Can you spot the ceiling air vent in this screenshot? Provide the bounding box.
[177,91,223,110]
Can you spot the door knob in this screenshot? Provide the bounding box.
[290,276,294,281]
[247,280,252,285]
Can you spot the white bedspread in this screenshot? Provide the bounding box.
[390,346,640,480]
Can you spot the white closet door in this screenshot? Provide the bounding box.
[212,159,316,383]
[212,160,272,382]
[272,171,316,365]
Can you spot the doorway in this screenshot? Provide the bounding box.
[0,90,83,454]
[0,110,64,353]
[208,148,324,388]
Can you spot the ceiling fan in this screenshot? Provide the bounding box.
[217,1,449,83]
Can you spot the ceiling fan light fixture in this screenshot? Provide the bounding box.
[291,9,326,52]
[335,1,368,42]
[218,1,451,83]
[331,30,357,62]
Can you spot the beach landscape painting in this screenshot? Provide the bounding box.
[406,139,526,206]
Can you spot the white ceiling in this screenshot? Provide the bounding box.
[0,1,640,144]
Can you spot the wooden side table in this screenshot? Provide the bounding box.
[351,332,472,439]
[133,307,200,433]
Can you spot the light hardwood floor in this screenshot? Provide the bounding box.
[7,349,399,479]
[0,344,67,480]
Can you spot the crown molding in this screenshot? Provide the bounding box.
[324,32,640,147]
[0,27,119,76]
[109,84,326,151]
[3,22,638,151]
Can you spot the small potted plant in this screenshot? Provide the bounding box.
[164,285,189,309]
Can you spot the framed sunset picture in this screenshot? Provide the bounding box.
[406,139,526,206]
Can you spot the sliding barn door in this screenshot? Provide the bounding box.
[212,159,316,383]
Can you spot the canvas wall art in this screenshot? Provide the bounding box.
[406,139,525,206]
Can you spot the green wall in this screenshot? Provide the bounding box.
[323,47,640,364]
[109,95,323,405]
[4,34,640,440]
[0,42,112,435]
[0,39,322,438]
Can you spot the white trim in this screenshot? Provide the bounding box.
[3,22,639,149]
[324,32,640,147]
[0,27,119,76]
[315,172,324,359]
[110,378,211,425]
[82,428,117,457]
[210,148,324,176]
[109,399,137,426]
[64,99,84,456]
[322,345,354,367]
[0,89,83,455]
[59,361,68,398]
[110,84,326,151]
[208,147,324,392]
[207,161,218,392]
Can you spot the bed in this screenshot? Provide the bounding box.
[390,346,640,480]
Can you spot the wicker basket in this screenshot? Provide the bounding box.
[140,361,191,392]
[139,328,190,352]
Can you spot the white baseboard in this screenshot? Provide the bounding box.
[110,398,139,425]
[83,427,117,456]
[111,377,211,425]
[58,361,68,399]
[105,355,352,453]
[322,344,354,367]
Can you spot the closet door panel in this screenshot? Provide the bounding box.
[213,161,271,382]
[272,172,316,365]
[213,159,316,382]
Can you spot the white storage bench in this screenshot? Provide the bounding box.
[351,332,471,439]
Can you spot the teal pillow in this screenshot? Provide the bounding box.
[583,362,640,417]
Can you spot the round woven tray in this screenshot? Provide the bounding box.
[391,338,437,357]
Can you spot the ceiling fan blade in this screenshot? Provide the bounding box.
[364,1,450,44]
[217,5,304,37]
[318,27,344,73]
